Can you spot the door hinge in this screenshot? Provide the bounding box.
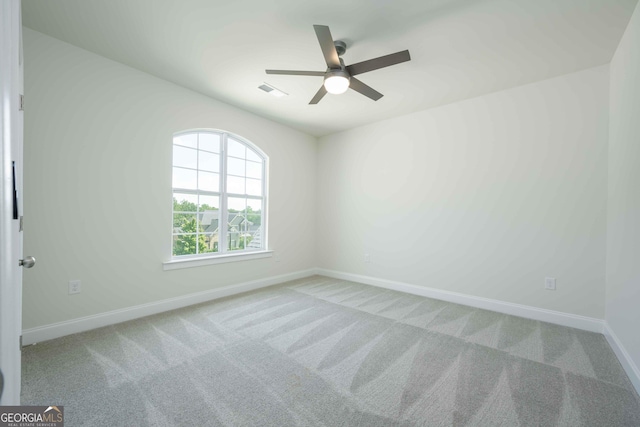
[19,216,23,232]
[19,335,22,350]
[19,94,24,111]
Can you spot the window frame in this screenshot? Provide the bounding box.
[165,129,269,269]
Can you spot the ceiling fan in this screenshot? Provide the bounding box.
[266,25,411,104]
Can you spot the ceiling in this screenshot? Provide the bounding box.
[22,0,638,137]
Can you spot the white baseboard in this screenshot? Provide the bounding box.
[22,269,316,346]
[21,267,606,345]
[603,323,640,395]
[316,268,605,333]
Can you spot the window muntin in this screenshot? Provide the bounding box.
[172,130,267,258]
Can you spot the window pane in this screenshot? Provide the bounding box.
[199,151,219,173]
[228,138,246,159]
[246,178,262,196]
[247,214,262,231]
[228,157,245,177]
[174,133,197,149]
[173,193,197,212]
[227,232,240,251]
[227,197,259,251]
[173,213,197,231]
[228,209,250,251]
[246,160,262,179]
[173,145,197,169]
[199,195,219,211]
[228,196,246,212]
[199,196,219,237]
[246,147,261,162]
[201,232,219,253]
[198,171,219,192]
[247,199,262,215]
[199,133,220,153]
[173,167,197,190]
[227,196,246,247]
[199,211,220,249]
[173,234,197,256]
[227,175,245,194]
[245,224,264,249]
[246,199,262,243]
[199,211,219,234]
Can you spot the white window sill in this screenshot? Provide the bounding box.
[163,250,273,271]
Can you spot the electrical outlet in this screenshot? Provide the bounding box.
[69,280,81,295]
[545,277,556,290]
[364,254,370,263]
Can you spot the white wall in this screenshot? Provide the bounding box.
[606,1,640,384]
[22,28,317,330]
[317,66,609,319]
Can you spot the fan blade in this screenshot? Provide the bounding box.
[346,50,411,76]
[309,85,328,104]
[266,70,326,76]
[313,25,340,69]
[349,77,383,101]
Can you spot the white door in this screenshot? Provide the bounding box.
[0,0,25,405]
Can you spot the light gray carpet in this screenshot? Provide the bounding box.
[22,276,640,426]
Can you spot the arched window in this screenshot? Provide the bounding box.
[171,130,267,259]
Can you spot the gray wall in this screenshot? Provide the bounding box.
[606,1,640,384]
[317,66,609,319]
[22,28,317,329]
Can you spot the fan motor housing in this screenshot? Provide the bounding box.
[334,40,347,56]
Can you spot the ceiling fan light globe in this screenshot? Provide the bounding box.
[324,74,350,95]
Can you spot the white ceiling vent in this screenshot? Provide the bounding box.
[258,83,287,97]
